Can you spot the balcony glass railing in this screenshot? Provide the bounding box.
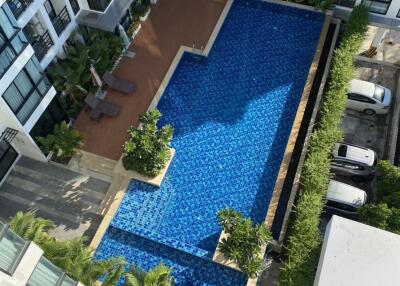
[7,0,33,19]
[0,221,28,274]
[0,220,78,285]
[52,6,71,36]
[31,30,54,61]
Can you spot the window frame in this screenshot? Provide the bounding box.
[0,222,30,275]
[362,0,392,15]
[0,5,29,79]
[2,58,52,124]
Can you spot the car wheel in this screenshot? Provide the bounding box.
[364,109,376,115]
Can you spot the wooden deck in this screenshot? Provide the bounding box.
[74,0,226,160]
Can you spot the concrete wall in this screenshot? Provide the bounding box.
[0,45,49,161]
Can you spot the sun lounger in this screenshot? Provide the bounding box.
[103,72,135,95]
[84,93,120,121]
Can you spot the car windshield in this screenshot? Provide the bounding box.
[337,144,347,157]
[373,85,385,102]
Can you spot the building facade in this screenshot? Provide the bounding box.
[334,0,400,28]
[0,0,133,185]
[0,219,84,286]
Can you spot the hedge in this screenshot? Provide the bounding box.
[377,160,400,208]
[278,5,369,286]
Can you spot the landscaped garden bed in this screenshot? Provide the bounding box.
[278,5,370,285]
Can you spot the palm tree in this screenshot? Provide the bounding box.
[125,263,175,286]
[9,211,54,246]
[9,212,126,286]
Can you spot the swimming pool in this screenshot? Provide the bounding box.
[95,1,324,284]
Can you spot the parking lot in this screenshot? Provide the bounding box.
[321,63,399,227]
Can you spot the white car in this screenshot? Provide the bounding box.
[325,180,367,215]
[331,143,377,179]
[346,79,392,115]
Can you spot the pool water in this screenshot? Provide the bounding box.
[95,1,324,284]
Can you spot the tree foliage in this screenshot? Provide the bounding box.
[125,263,175,286]
[9,212,126,286]
[377,160,400,208]
[358,203,400,235]
[36,121,83,163]
[48,28,123,117]
[279,5,369,286]
[122,109,173,177]
[217,209,271,278]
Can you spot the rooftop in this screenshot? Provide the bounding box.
[315,215,400,286]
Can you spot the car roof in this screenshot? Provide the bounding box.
[332,143,375,166]
[349,79,375,98]
[327,180,366,208]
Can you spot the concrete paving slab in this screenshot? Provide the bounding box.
[0,156,110,241]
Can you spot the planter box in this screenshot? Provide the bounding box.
[131,24,142,41]
[114,148,175,187]
[139,8,151,21]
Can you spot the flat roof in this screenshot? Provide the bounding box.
[314,215,400,286]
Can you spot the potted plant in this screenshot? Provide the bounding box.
[127,16,142,40]
[122,109,173,177]
[36,121,83,164]
[217,209,271,278]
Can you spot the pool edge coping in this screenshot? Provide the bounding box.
[212,9,333,284]
[88,0,233,251]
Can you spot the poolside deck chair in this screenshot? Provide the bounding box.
[84,93,120,121]
[103,72,135,95]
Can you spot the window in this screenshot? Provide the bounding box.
[27,257,77,286]
[362,0,391,15]
[44,1,56,21]
[2,57,52,124]
[0,221,28,274]
[0,4,28,78]
[348,93,376,104]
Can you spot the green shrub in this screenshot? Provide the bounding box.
[48,29,123,117]
[359,203,400,235]
[217,209,271,278]
[122,109,173,177]
[377,160,400,208]
[279,5,369,286]
[125,263,175,286]
[130,0,150,17]
[36,121,83,163]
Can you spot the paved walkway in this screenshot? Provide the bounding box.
[73,0,226,160]
[0,156,110,241]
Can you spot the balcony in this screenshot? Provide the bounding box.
[76,0,133,32]
[31,30,54,61]
[334,0,356,8]
[51,6,71,36]
[87,0,111,12]
[7,0,33,19]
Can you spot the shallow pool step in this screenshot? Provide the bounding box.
[109,224,213,259]
[96,227,247,286]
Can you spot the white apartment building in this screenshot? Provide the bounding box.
[334,0,400,28]
[0,0,133,185]
[0,219,84,286]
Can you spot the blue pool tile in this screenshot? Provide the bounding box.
[96,0,324,284]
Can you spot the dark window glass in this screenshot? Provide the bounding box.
[362,0,391,15]
[0,144,17,182]
[2,58,51,124]
[0,5,28,78]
